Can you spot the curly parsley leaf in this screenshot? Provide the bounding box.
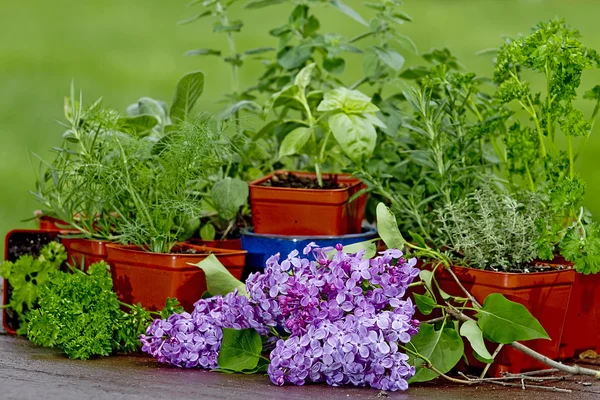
[560,222,600,274]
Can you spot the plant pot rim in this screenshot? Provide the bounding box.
[449,264,575,277]
[241,228,377,241]
[249,170,362,193]
[105,242,247,257]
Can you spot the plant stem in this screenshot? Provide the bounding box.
[568,136,575,180]
[480,343,504,379]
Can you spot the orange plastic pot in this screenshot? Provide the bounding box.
[186,238,243,251]
[106,243,246,312]
[249,171,367,236]
[61,237,109,270]
[436,265,575,375]
[559,272,600,358]
[34,210,69,231]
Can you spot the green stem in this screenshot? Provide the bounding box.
[568,136,574,180]
[319,130,331,164]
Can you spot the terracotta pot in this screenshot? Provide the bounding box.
[435,265,575,375]
[106,243,246,312]
[34,210,69,231]
[560,272,600,358]
[248,170,367,236]
[3,229,60,335]
[61,237,110,270]
[186,238,243,251]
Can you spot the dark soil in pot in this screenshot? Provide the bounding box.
[3,230,60,334]
[261,172,344,189]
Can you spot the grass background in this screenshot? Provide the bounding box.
[2,0,600,255]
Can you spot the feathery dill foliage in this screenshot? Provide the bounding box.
[31,93,125,238]
[439,185,546,271]
[110,115,227,253]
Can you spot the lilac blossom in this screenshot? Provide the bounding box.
[141,243,421,392]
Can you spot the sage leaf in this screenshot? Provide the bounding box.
[170,71,205,123]
[413,293,436,315]
[200,223,216,241]
[189,254,248,297]
[217,328,262,371]
[328,113,377,163]
[211,177,249,221]
[476,293,550,344]
[279,127,312,158]
[408,323,464,383]
[376,202,405,249]
[459,320,494,363]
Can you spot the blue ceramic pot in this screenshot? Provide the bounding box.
[241,229,378,279]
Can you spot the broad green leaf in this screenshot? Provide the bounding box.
[408,324,464,382]
[330,0,367,26]
[413,293,436,315]
[363,113,386,129]
[393,11,412,22]
[211,177,249,221]
[376,202,405,249]
[294,63,316,91]
[219,100,262,121]
[344,241,376,259]
[185,48,222,57]
[190,254,248,296]
[126,97,169,124]
[279,127,311,158]
[476,293,550,344]
[177,11,211,25]
[459,320,494,363]
[323,57,345,74]
[318,87,378,114]
[363,48,380,77]
[277,45,312,70]
[374,47,405,71]
[200,223,216,241]
[217,328,262,371]
[394,32,418,54]
[118,115,158,137]
[328,113,377,162]
[170,71,205,123]
[419,270,433,293]
[409,231,427,249]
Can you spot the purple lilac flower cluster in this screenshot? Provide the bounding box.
[140,290,268,368]
[140,243,420,392]
[248,244,420,391]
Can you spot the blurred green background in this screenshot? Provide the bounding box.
[2,0,600,255]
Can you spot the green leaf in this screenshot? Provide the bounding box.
[294,63,316,91]
[213,20,244,33]
[363,48,380,77]
[374,47,405,71]
[178,11,212,25]
[323,57,346,75]
[118,115,158,137]
[329,113,377,162]
[217,328,262,372]
[419,270,433,293]
[459,320,494,363]
[170,71,205,123]
[200,223,216,241]
[476,293,550,344]
[244,0,288,9]
[408,324,464,383]
[211,177,249,221]
[244,47,275,55]
[190,254,248,297]
[413,293,436,315]
[185,48,222,57]
[277,45,313,70]
[394,32,418,54]
[376,202,405,249]
[393,11,412,22]
[344,241,376,259]
[279,127,312,158]
[318,87,378,114]
[330,0,367,26]
[219,100,262,121]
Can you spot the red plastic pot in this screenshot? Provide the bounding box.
[559,272,600,358]
[61,237,109,270]
[106,243,247,312]
[436,265,575,375]
[34,210,69,231]
[186,238,243,250]
[249,171,367,236]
